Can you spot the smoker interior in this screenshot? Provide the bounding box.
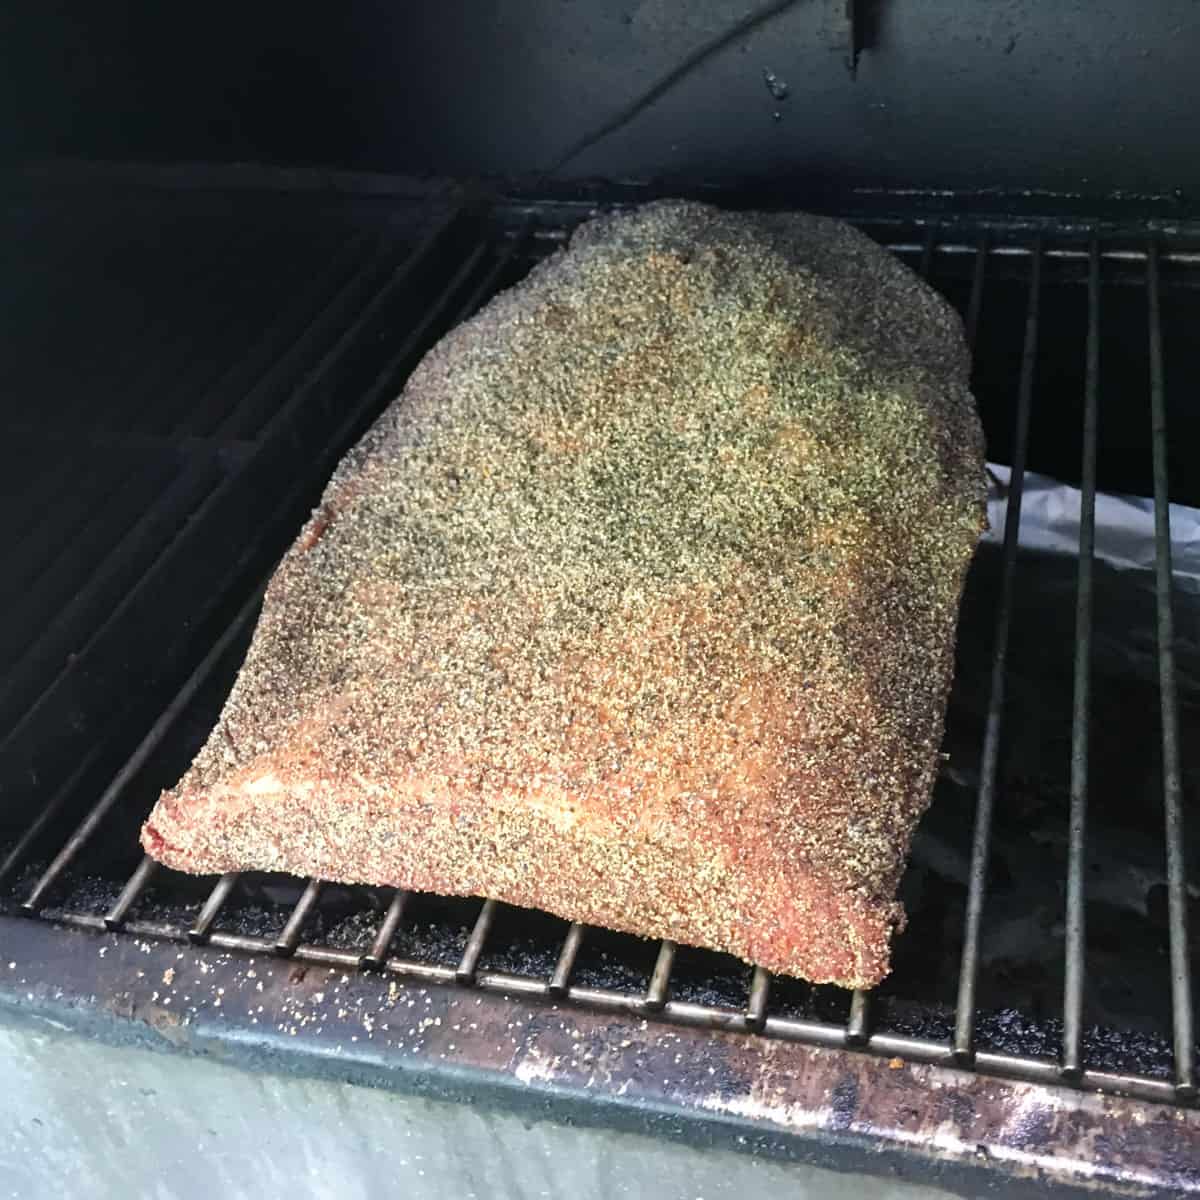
[1,173,1198,1111]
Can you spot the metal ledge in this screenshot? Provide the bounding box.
[1,916,1195,1199]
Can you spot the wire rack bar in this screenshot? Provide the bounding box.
[457,898,498,984]
[646,940,677,1011]
[847,990,872,1046]
[953,237,1042,1060]
[364,890,410,969]
[965,234,988,351]
[550,922,586,996]
[1147,240,1196,1098]
[275,879,324,956]
[188,873,240,944]
[103,856,159,931]
[746,967,771,1033]
[1062,239,1101,1078]
[918,226,936,278]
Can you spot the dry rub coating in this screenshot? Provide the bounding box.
[142,201,986,988]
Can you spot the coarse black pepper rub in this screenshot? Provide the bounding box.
[143,201,986,988]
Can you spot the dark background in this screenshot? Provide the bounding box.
[2,1,1198,207]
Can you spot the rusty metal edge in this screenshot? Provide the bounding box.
[0,914,1196,1199]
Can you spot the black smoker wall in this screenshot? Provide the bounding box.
[3,1,1199,204]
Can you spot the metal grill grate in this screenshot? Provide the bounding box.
[2,185,1198,1111]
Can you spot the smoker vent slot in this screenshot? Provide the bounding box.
[1,183,1197,1112]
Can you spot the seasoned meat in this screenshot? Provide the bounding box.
[142,201,986,987]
